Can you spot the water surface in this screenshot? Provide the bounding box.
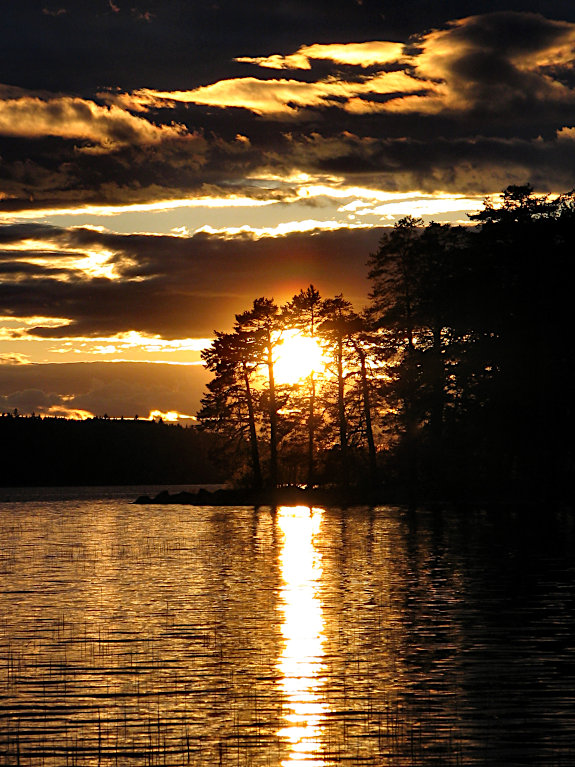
[1,493,573,765]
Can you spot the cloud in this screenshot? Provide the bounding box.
[0,353,30,365]
[1,12,575,217]
[236,41,404,69]
[0,223,381,339]
[121,13,575,122]
[557,126,575,141]
[0,361,211,418]
[0,92,189,150]
[128,69,433,118]
[0,387,61,412]
[5,2,575,99]
[197,218,370,238]
[264,129,575,195]
[396,12,575,114]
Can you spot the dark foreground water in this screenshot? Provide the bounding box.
[0,489,574,766]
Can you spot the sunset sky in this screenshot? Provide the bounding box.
[2,0,575,420]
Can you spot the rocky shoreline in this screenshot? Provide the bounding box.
[133,485,380,509]
[133,486,569,513]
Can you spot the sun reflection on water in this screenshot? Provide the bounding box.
[276,505,327,766]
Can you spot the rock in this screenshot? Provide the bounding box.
[134,494,152,504]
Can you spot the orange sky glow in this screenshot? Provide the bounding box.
[2,6,574,419]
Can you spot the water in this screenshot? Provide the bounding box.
[1,492,574,766]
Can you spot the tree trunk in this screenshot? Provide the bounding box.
[242,363,262,490]
[358,348,377,488]
[266,334,279,488]
[403,344,419,505]
[337,335,348,484]
[430,324,444,449]
[306,373,316,487]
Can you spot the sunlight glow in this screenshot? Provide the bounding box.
[0,196,276,221]
[0,240,121,280]
[196,218,368,238]
[296,184,491,213]
[73,248,119,279]
[277,506,327,766]
[274,330,326,385]
[44,406,94,420]
[84,331,212,354]
[148,409,197,422]
[0,316,71,329]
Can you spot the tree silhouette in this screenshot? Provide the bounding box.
[197,187,575,503]
[318,295,357,485]
[367,217,424,496]
[346,312,378,489]
[201,330,263,489]
[233,298,283,488]
[283,285,323,487]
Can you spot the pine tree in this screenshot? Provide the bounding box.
[283,285,323,486]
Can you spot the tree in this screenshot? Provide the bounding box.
[283,285,323,486]
[346,312,379,489]
[368,217,477,498]
[367,217,424,495]
[318,295,356,484]
[466,185,575,500]
[200,329,263,489]
[234,298,283,488]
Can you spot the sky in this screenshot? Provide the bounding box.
[2,0,575,420]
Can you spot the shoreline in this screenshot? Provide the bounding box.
[133,486,368,509]
[132,486,573,512]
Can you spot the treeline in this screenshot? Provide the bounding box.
[199,185,575,504]
[0,415,226,486]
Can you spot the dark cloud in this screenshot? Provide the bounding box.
[0,223,381,337]
[406,12,575,117]
[1,387,58,411]
[1,10,575,213]
[275,131,575,194]
[1,122,575,214]
[1,1,390,93]
[0,361,210,417]
[2,4,575,418]
[3,2,574,93]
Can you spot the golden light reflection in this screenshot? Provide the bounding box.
[277,506,327,766]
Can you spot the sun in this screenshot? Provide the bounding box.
[274,329,325,385]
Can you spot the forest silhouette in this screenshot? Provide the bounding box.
[4,185,574,504]
[0,415,225,486]
[198,185,575,506]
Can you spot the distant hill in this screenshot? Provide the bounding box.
[0,415,227,486]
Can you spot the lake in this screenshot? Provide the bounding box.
[1,488,574,766]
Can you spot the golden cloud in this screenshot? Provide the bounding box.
[0,94,188,149]
[133,69,433,117]
[128,14,575,118]
[132,78,339,115]
[2,194,276,221]
[197,218,369,239]
[43,406,94,420]
[235,41,404,69]
[0,353,30,365]
[408,13,575,112]
[557,126,575,141]
[148,409,197,422]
